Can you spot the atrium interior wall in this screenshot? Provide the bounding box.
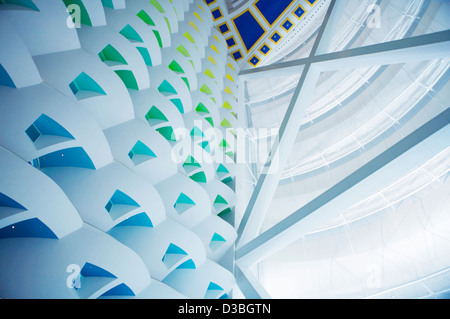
[0,0,449,300]
[0,0,241,299]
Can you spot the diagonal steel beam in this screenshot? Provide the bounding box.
[236,0,340,248]
[239,29,450,79]
[236,108,450,266]
[236,64,320,247]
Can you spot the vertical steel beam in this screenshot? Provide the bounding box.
[236,0,339,247]
[236,108,450,266]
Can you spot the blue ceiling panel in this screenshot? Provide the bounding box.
[253,0,295,26]
[232,9,266,52]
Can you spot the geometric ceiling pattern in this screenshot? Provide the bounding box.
[204,0,320,69]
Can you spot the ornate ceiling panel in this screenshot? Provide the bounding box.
[204,0,320,69]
